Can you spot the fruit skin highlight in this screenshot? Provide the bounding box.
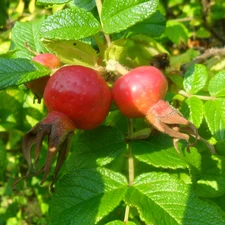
[26,53,61,102]
[112,66,201,152]
[21,65,112,186]
[112,66,168,118]
[44,65,112,130]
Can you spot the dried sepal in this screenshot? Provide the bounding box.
[13,111,75,189]
[146,100,214,153]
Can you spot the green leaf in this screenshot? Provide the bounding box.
[74,0,95,11]
[0,0,7,27]
[42,39,97,68]
[105,34,168,68]
[0,88,45,143]
[105,221,136,225]
[0,58,50,90]
[0,140,7,180]
[165,20,188,45]
[130,134,188,170]
[204,99,225,141]
[41,8,101,40]
[125,172,225,224]
[208,70,225,97]
[126,10,166,37]
[183,64,208,94]
[196,154,225,198]
[36,0,70,5]
[49,168,128,225]
[101,0,158,34]
[181,96,204,128]
[170,49,200,71]
[65,126,126,170]
[11,18,48,58]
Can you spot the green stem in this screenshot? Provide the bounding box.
[179,90,216,101]
[95,0,111,47]
[124,119,134,223]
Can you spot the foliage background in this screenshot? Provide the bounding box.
[0,0,225,224]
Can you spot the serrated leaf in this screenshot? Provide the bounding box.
[208,70,225,97]
[183,64,208,94]
[11,18,48,58]
[181,96,204,128]
[130,134,188,170]
[165,20,188,45]
[0,58,50,90]
[42,39,97,68]
[74,0,95,11]
[196,154,225,198]
[41,8,101,40]
[36,0,70,5]
[49,167,128,225]
[125,172,225,224]
[65,126,126,170]
[105,221,136,225]
[126,10,166,37]
[101,0,158,34]
[204,99,225,141]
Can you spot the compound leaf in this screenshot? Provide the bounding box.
[49,167,128,225]
[125,172,225,224]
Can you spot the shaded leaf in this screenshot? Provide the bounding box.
[74,0,95,11]
[130,134,188,170]
[49,167,128,225]
[196,154,225,198]
[0,140,7,180]
[165,21,188,45]
[126,10,166,37]
[105,34,168,68]
[66,126,126,170]
[42,39,97,68]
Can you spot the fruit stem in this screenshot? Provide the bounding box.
[179,90,216,100]
[106,59,129,75]
[124,118,134,223]
[24,42,39,56]
[95,0,111,47]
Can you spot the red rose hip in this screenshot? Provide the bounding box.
[21,65,112,186]
[112,66,209,153]
[44,65,112,130]
[26,53,61,102]
[112,66,168,118]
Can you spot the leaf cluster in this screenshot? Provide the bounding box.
[0,0,225,224]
